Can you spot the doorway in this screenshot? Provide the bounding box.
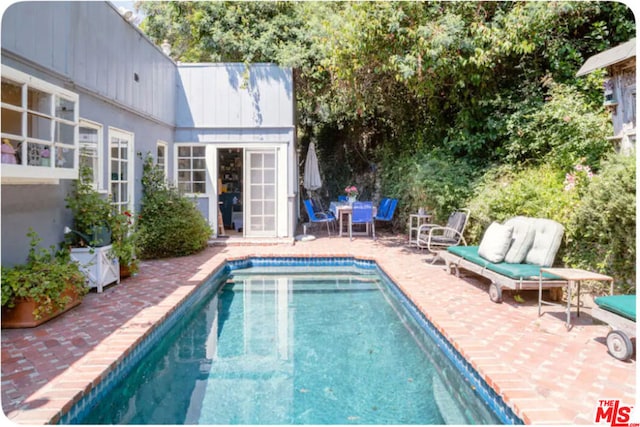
[218,148,243,236]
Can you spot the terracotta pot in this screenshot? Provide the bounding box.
[1,287,82,328]
[119,263,132,279]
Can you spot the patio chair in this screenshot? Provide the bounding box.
[309,192,336,220]
[349,201,375,241]
[303,199,336,236]
[337,195,348,202]
[375,198,398,223]
[417,208,469,254]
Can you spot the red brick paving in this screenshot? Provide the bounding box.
[1,232,636,424]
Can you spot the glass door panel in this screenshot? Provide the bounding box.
[245,149,277,237]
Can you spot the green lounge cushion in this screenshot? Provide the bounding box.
[594,295,636,322]
[447,246,562,280]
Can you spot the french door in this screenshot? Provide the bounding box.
[244,149,277,237]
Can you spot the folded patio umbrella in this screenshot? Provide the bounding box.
[303,142,322,191]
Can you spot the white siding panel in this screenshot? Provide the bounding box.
[176,64,293,129]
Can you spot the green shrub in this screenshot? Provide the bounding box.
[137,154,212,259]
[503,80,612,171]
[380,149,477,228]
[466,163,577,244]
[564,153,636,293]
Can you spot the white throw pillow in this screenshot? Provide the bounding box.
[525,218,564,267]
[504,217,536,264]
[478,222,514,263]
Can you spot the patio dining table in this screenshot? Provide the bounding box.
[329,201,377,237]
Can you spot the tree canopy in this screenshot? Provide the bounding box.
[139,1,633,167]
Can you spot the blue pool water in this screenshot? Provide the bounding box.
[78,263,513,424]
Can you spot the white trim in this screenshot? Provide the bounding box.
[156,140,169,180]
[107,127,135,213]
[1,64,79,182]
[79,119,104,191]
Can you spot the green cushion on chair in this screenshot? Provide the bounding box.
[594,295,636,322]
[447,246,562,280]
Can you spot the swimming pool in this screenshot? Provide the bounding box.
[68,258,521,424]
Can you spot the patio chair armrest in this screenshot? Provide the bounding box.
[417,223,438,233]
[427,226,467,245]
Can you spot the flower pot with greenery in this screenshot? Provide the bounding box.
[66,166,119,290]
[1,229,88,328]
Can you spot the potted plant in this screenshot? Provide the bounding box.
[109,210,140,278]
[65,166,119,291]
[1,229,88,328]
[65,166,112,247]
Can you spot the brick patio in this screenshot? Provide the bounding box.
[1,232,636,424]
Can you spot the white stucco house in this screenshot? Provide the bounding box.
[1,1,298,266]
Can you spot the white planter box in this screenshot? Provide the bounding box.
[70,245,120,292]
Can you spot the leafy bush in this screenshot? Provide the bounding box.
[502,79,612,170]
[564,153,636,293]
[380,148,477,228]
[137,154,212,259]
[465,163,576,244]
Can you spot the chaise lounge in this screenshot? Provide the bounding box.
[591,294,636,361]
[439,216,567,303]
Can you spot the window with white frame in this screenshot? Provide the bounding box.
[156,140,168,179]
[109,128,134,214]
[1,65,79,180]
[177,145,206,194]
[79,120,103,189]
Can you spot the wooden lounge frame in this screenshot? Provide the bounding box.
[438,249,568,303]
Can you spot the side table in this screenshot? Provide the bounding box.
[538,267,613,329]
[408,213,432,246]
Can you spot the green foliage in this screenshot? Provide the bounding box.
[502,79,612,169]
[1,229,88,319]
[380,147,477,228]
[109,210,140,272]
[65,167,113,246]
[564,154,636,293]
[466,164,576,244]
[137,154,212,259]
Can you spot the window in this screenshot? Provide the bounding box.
[1,65,79,181]
[156,140,168,179]
[79,120,103,190]
[109,128,134,214]
[177,145,206,194]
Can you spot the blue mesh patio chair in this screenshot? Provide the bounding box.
[337,195,348,202]
[349,201,375,241]
[375,198,398,223]
[304,199,336,236]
